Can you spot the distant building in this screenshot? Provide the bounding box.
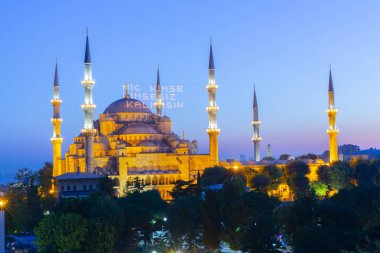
[349,148,380,161]
[55,172,104,198]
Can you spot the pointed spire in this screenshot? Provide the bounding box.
[156,65,161,90]
[253,85,258,108]
[54,61,59,86]
[329,64,334,92]
[209,38,215,70]
[84,30,91,64]
[182,129,185,140]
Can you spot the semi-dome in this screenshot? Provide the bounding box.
[122,123,158,134]
[104,97,152,114]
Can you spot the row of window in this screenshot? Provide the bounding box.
[61,184,95,192]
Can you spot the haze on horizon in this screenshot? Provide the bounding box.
[1,1,380,172]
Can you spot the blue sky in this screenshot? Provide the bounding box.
[1,1,380,172]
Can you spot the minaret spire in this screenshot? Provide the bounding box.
[154,65,164,116]
[206,39,220,166]
[81,31,96,172]
[326,66,339,163]
[51,61,63,187]
[252,85,261,162]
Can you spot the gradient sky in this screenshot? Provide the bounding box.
[1,1,380,173]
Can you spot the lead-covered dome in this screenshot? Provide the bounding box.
[104,97,152,114]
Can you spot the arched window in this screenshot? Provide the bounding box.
[146,176,151,185]
[159,176,165,185]
[152,176,158,185]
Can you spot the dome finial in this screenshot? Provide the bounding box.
[124,83,130,99]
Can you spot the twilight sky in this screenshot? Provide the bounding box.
[1,1,380,172]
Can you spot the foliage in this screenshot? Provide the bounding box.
[201,190,221,252]
[38,162,53,196]
[284,160,310,177]
[250,174,271,192]
[34,213,87,253]
[263,165,283,190]
[287,173,310,198]
[200,166,230,187]
[310,181,328,197]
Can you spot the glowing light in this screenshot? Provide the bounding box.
[0,199,7,210]
[233,165,239,170]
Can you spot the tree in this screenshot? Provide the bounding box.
[263,165,283,190]
[288,173,310,198]
[38,162,53,196]
[83,218,117,253]
[250,174,271,192]
[351,160,377,187]
[317,165,330,185]
[201,190,221,253]
[97,176,117,197]
[34,213,87,253]
[329,161,351,190]
[239,191,281,253]
[167,195,202,251]
[284,161,309,177]
[200,166,230,187]
[310,181,328,197]
[6,168,43,232]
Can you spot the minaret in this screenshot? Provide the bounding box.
[154,66,164,116]
[252,86,261,162]
[206,40,220,165]
[326,66,339,163]
[51,62,63,179]
[267,144,272,158]
[81,32,96,172]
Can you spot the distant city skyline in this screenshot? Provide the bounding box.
[1,1,380,172]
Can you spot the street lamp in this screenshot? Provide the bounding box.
[0,199,6,253]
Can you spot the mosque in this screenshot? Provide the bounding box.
[51,34,338,198]
[51,34,220,198]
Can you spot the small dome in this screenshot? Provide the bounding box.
[104,97,151,114]
[161,115,171,122]
[137,140,157,147]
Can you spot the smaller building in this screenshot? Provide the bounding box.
[55,172,104,198]
[349,148,380,161]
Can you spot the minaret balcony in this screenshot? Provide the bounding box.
[154,101,164,108]
[50,118,62,123]
[326,128,339,134]
[326,108,338,113]
[51,99,62,105]
[252,137,262,142]
[206,106,219,112]
[50,137,63,143]
[81,104,96,109]
[252,121,261,126]
[82,80,95,86]
[207,128,220,134]
[206,84,219,90]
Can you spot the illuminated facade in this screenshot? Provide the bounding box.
[326,67,339,163]
[252,86,261,162]
[206,42,220,166]
[52,35,216,198]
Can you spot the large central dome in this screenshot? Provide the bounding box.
[103,97,152,114]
